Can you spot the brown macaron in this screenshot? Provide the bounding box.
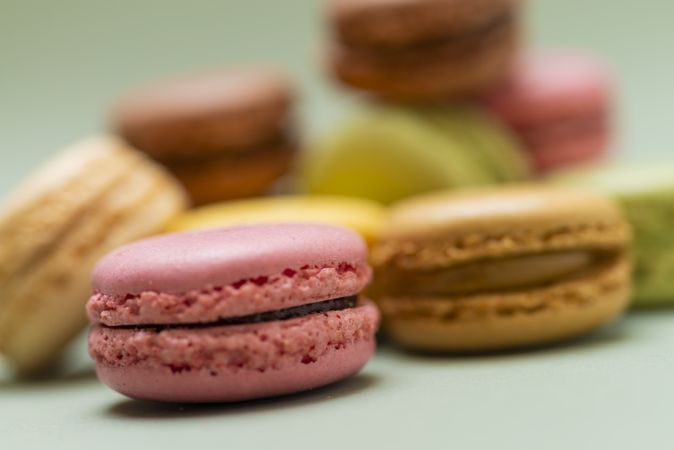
[112,67,296,205]
[327,0,521,101]
[371,185,632,352]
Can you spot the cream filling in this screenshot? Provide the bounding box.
[377,250,612,296]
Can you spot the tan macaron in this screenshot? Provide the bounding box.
[0,136,187,375]
[371,185,632,352]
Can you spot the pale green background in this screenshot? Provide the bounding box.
[2,1,674,449]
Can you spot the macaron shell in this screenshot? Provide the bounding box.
[96,339,374,403]
[92,224,368,296]
[90,301,379,403]
[89,261,371,326]
[527,131,607,172]
[166,196,386,247]
[330,16,517,101]
[417,105,529,182]
[378,185,627,243]
[301,106,517,204]
[166,142,295,205]
[330,0,516,48]
[378,257,630,351]
[114,67,292,158]
[481,51,611,127]
[0,136,187,374]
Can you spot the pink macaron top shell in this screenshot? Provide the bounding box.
[88,224,371,326]
[92,224,368,296]
[480,51,611,127]
[88,262,371,326]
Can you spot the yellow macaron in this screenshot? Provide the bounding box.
[167,195,386,247]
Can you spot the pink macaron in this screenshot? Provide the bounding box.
[86,224,379,403]
[480,51,612,173]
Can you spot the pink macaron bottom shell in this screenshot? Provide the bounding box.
[88,262,371,326]
[96,338,374,403]
[89,300,379,403]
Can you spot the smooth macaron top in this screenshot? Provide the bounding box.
[113,67,292,157]
[166,195,386,247]
[481,51,610,125]
[381,185,625,239]
[92,224,368,297]
[373,185,630,269]
[329,0,516,48]
[554,164,674,199]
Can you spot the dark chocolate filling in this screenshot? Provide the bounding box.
[112,295,358,330]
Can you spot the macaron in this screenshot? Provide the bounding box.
[371,185,631,352]
[480,51,612,173]
[327,0,521,100]
[166,195,386,248]
[0,136,187,375]
[300,104,529,204]
[87,224,379,403]
[112,67,296,205]
[554,164,674,306]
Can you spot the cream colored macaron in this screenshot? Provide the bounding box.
[167,195,386,248]
[0,136,188,375]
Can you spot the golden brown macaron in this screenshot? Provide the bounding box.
[327,0,521,101]
[112,67,296,205]
[371,185,631,352]
[0,136,187,375]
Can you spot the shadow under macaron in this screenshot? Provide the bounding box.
[102,371,381,419]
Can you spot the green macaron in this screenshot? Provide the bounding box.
[299,104,529,204]
[554,163,674,306]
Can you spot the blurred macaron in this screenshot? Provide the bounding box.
[167,195,386,248]
[554,163,674,306]
[299,104,529,204]
[0,136,187,375]
[371,184,631,351]
[481,51,612,173]
[327,0,522,100]
[112,67,297,205]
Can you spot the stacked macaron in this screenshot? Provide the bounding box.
[0,0,649,408]
[328,0,519,100]
[302,0,529,204]
[302,0,619,204]
[113,67,296,205]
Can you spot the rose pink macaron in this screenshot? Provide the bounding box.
[480,51,612,173]
[86,224,379,403]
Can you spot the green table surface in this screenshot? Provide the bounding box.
[2,1,674,449]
